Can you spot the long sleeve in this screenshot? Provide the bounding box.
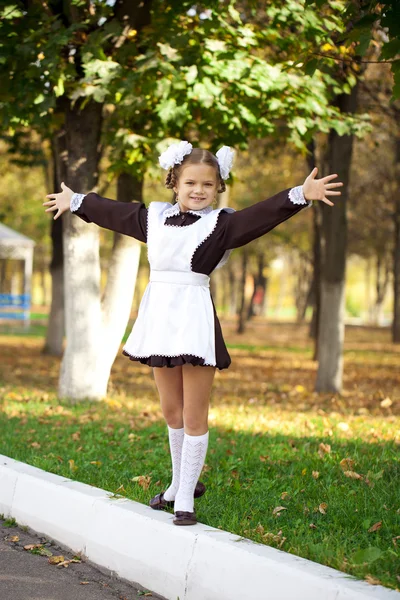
[216,186,312,250]
[70,192,148,243]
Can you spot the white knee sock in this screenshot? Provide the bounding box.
[163,426,185,501]
[174,431,209,513]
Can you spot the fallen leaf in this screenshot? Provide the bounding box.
[68,459,78,472]
[48,555,65,564]
[337,422,350,432]
[24,544,42,551]
[365,575,381,585]
[312,471,320,479]
[340,458,355,471]
[31,442,41,449]
[318,443,331,457]
[380,397,392,408]
[309,523,317,529]
[8,535,19,542]
[280,492,290,500]
[343,470,363,480]
[368,521,382,533]
[319,502,328,514]
[272,506,287,516]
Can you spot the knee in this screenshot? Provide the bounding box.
[161,405,184,428]
[183,412,208,434]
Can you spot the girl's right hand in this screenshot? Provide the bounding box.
[43,182,74,220]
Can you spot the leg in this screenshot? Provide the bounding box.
[174,365,216,515]
[152,366,184,428]
[152,366,184,501]
[182,364,216,434]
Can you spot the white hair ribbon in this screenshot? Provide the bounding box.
[159,140,193,170]
[216,146,234,180]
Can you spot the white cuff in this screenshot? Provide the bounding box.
[70,193,86,212]
[288,186,312,208]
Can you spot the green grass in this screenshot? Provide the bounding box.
[0,391,399,591]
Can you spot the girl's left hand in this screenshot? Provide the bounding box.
[302,167,343,206]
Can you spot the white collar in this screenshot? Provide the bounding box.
[163,203,213,219]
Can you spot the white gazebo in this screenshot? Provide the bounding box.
[0,222,36,326]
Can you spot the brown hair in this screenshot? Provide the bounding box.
[165,148,226,196]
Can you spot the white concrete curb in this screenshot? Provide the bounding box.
[0,453,398,600]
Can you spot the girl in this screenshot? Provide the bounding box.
[43,141,343,526]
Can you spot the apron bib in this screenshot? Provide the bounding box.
[122,201,234,365]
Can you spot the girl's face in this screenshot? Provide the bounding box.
[173,163,218,212]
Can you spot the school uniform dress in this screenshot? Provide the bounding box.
[70,186,311,370]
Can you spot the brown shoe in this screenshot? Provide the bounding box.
[173,510,197,526]
[149,481,206,511]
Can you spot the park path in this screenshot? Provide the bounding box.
[0,516,165,600]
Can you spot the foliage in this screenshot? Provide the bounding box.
[304,0,400,100]
[0,0,371,181]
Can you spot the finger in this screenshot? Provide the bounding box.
[54,210,61,220]
[322,197,334,206]
[45,194,57,198]
[325,190,341,196]
[321,173,339,182]
[308,167,318,179]
[43,200,56,206]
[45,205,57,212]
[325,182,343,189]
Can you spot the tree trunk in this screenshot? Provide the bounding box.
[316,83,358,393]
[43,127,67,356]
[237,248,248,334]
[392,138,400,342]
[228,261,237,317]
[59,98,104,400]
[96,173,142,392]
[247,252,266,319]
[307,138,322,362]
[373,253,389,326]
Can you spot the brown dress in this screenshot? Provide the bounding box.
[73,188,310,369]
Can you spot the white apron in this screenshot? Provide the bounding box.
[122,201,234,366]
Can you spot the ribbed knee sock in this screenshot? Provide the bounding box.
[174,431,209,513]
[163,426,185,502]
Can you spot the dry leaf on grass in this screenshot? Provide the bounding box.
[319,503,328,514]
[368,521,382,533]
[272,506,287,516]
[343,470,363,480]
[340,458,355,471]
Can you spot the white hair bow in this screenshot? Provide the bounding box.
[216,146,234,180]
[159,141,193,169]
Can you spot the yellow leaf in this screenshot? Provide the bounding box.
[281,491,290,500]
[343,470,363,480]
[319,502,328,514]
[337,422,350,432]
[69,459,78,472]
[340,458,355,471]
[302,468,307,476]
[8,535,19,542]
[321,43,333,52]
[48,555,65,565]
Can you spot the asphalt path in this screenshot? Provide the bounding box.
[0,516,166,600]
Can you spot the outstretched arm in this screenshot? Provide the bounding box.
[43,182,147,243]
[217,169,343,250]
